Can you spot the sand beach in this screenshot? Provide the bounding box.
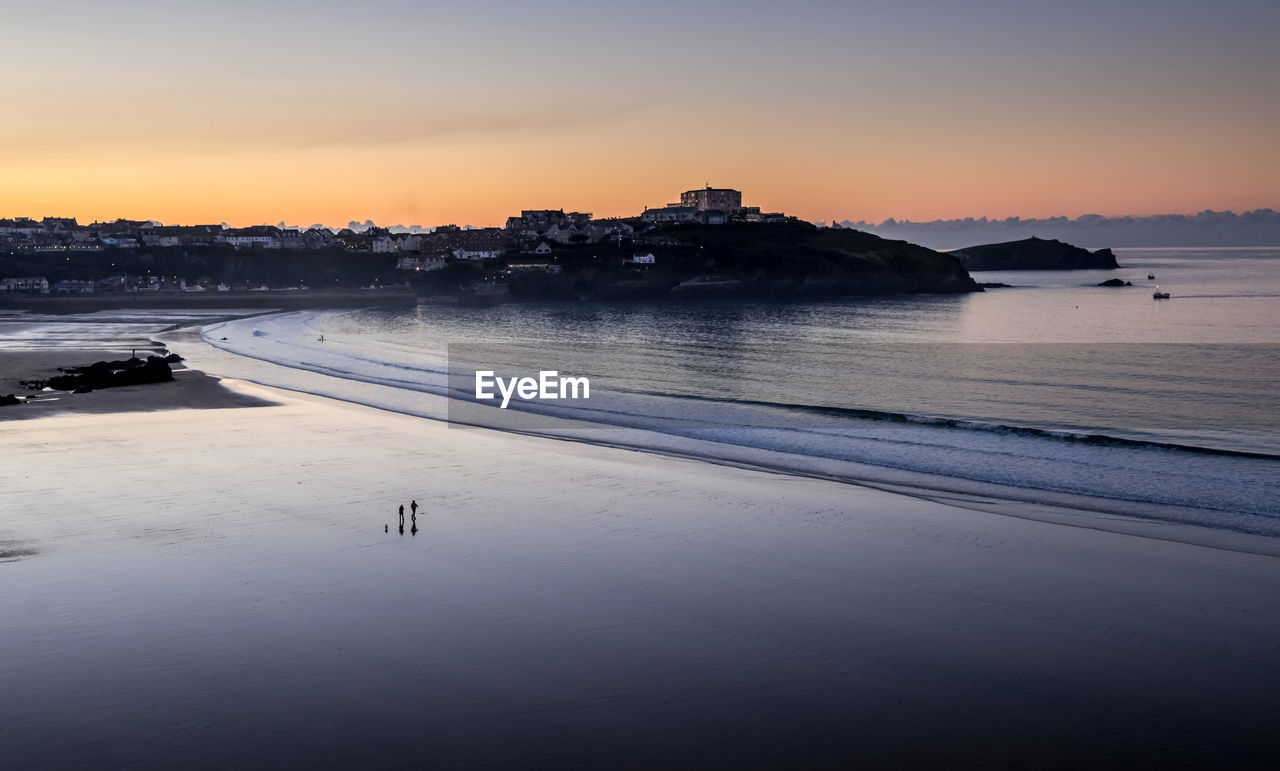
[2,325,1280,768]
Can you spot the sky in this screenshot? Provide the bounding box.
[3,0,1278,227]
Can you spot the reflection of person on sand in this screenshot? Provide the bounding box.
[411,523,418,536]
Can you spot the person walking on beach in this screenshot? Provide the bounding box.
[399,504,405,527]
[410,499,418,517]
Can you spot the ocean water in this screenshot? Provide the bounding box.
[199,247,1280,533]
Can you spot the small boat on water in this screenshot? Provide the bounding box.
[1152,286,1170,299]
[1147,272,1155,280]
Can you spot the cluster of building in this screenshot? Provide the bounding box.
[0,274,186,295]
[0,218,387,253]
[3,186,791,290]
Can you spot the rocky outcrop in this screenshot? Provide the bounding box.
[513,222,983,301]
[951,236,1118,270]
[1097,278,1132,287]
[25,355,177,393]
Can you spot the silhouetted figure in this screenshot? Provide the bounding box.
[399,504,405,527]
[385,524,388,533]
[411,500,418,516]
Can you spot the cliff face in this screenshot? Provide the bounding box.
[676,223,981,297]
[560,222,981,301]
[950,236,1118,270]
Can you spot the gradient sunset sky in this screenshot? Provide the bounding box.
[4,0,1277,228]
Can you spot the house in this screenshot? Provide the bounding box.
[745,211,789,224]
[1,276,50,293]
[89,219,149,236]
[371,235,400,253]
[626,253,656,265]
[141,225,186,247]
[223,225,282,249]
[303,228,335,249]
[454,227,507,252]
[588,219,635,242]
[546,222,589,244]
[396,255,446,272]
[279,229,305,249]
[335,229,370,251]
[397,234,424,253]
[680,186,743,213]
[179,225,225,247]
[505,210,591,235]
[42,217,79,234]
[641,206,699,224]
[505,260,561,274]
[533,241,553,255]
[53,279,94,293]
[0,218,44,236]
[451,247,501,261]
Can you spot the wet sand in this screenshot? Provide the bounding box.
[2,364,1279,768]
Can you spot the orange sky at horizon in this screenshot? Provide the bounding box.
[3,1,1277,229]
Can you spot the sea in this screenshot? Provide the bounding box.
[5,246,1280,768]
[192,246,1280,537]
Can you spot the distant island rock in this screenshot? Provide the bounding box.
[1097,278,1132,287]
[950,236,1119,271]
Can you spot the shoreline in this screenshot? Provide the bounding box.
[3,319,1280,767]
[0,287,415,314]
[6,309,1277,555]
[186,312,1280,554]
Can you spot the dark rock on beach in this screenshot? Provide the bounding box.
[44,355,175,392]
[0,393,20,407]
[952,236,1119,271]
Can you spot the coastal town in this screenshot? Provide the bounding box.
[1,186,794,295]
